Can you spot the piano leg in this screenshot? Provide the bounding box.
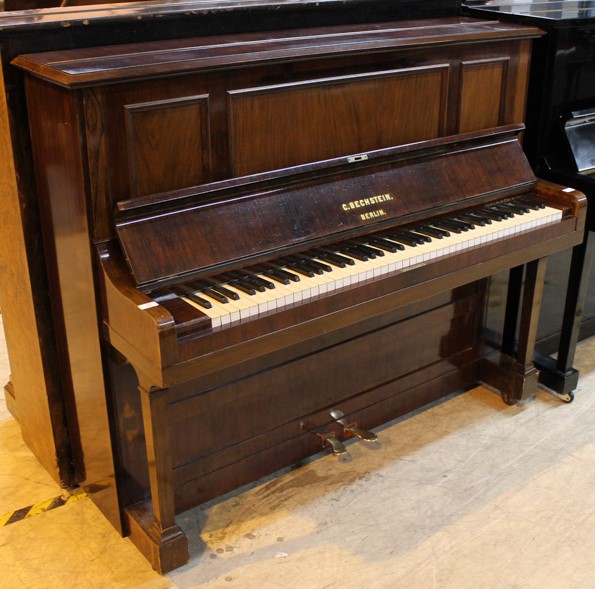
[501,265,525,357]
[482,259,547,405]
[534,229,595,399]
[125,379,189,574]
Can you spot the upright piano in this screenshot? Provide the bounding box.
[463,0,595,398]
[13,15,585,570]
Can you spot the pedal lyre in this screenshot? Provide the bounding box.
[330,409,377,443]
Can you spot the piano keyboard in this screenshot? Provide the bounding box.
[165,198,562,328]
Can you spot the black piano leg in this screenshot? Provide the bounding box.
[482,260,546,405]
[501,264,525,357]
[125,378,189,574]
[534,230,595,401]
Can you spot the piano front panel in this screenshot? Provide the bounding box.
[73,31,538,242]
[124,95,211,198]
[458,59,507,133]
[108,284,481,513]
[228,65,449,176]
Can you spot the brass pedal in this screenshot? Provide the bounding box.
[300,421,348,456]
[330,409,378,443]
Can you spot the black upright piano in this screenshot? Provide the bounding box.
[463,0,595,397]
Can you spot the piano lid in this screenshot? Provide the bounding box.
[464,0,595,23]
[114,126,535,289]
[0,0,461,33]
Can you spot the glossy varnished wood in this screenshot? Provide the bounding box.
[0,59,71,482]
[14,18,542,248]
[9,9,545,574]
[12,18,541,88]
[23,74,121,529]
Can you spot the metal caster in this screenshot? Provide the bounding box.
[547,389,575,403]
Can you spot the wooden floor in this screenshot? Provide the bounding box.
[1,312,595,588]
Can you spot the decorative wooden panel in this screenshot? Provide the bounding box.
[458,59,508,133]
[229,65,449,176]
[124,95,210,197]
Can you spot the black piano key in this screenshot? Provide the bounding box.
[517,198,545,210]
[385,233,418,247]
[365,237,404,252]
[396,230,427,244]
[349,240,385,257]
[340,242,375,259]
[339,246,369,261]
[459,213,489,226]
[431,220,463,234]
[476,208,504,221]
[219,273,258,295]
[414,225,449,239]
[279,258,316,277]
[191,286,227,304]
[287,255,326,275]
[210,284,241,301]
[407,230,432,243]
[502,202,530,214]
[447,218,472,231]
[195,279,241,301]
[467,211,493,224]
[245,272,276,290]
[264,263,301,282]
[452,215,476,228]
[170,286,212,309]
[311,249,354,267]
[494,203,522,216]
[316,248,357,266]
[232,281,258,295]
[202,287,229,304]
[188,281,229,303]
[488,206,514,219]
[263,270,291,285]
[299,254,333,272]
[252,264,292,285]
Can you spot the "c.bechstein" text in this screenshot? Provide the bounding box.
[341,193,394,211]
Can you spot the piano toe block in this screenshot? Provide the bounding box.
[125,501,189,574]
[481,352,539,405]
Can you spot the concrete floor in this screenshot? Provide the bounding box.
[1,312,595,588]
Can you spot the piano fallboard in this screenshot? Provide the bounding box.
[115,127,536,287]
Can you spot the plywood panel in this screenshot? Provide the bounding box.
[230,66,449,176]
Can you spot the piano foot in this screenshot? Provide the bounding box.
[3,380,17,419]
[534,353,578,400]
[481,352,539,405]
[125,500,189,574]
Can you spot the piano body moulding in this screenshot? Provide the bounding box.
[8,9,583,574]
